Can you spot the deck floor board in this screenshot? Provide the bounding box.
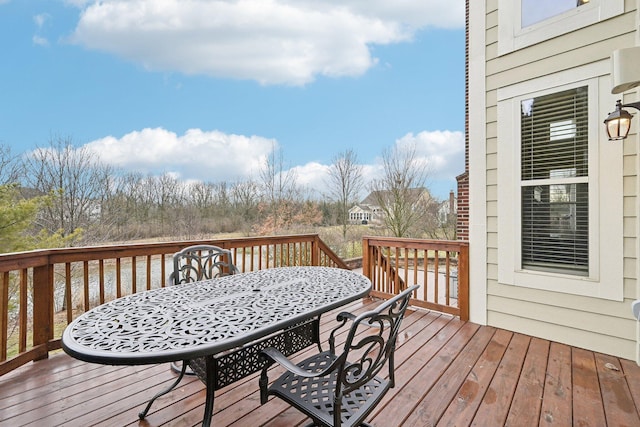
[2,298,640,427]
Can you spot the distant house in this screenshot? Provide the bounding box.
[437,190,457,224]
[348,203,380,225]
[349,188,433,225]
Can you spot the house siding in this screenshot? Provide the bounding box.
[471,0,639,361]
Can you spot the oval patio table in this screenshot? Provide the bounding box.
[61,266,371,427]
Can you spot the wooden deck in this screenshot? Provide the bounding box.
[2,297,640,427]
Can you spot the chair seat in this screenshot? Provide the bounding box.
[268,351,389,427]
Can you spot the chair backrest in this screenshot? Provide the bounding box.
[170,244,238,286]
[331,285,419,399]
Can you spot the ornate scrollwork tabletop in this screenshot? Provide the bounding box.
[62,266,371,365]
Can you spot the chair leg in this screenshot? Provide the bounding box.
[138,360,188,419]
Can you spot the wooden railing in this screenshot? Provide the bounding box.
[362,236,469,321]
[0,234,347,376]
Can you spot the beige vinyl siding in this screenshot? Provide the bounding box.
[484,1,500,326]
[486,11,636,93]
[623,83,638,309]
[480,1,638,360]
[488,311,637,358]
[487,297,635,343]
[621,0,639,327]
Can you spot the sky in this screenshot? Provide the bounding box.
[0,0,466,201]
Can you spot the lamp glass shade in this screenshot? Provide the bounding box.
[606,117,630,140]
[604,107,633,140]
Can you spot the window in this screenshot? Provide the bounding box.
[497,70,623,300]
[520,87,589,275]
[521,0,590,28]
[498,0,623,55]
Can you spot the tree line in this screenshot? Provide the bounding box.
[0,136,455,256]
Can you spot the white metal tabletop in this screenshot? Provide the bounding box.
[61,266,371,365]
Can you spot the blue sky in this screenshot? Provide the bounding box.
[0,0,465,201]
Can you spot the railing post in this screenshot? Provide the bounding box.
[32,263,54,361]
[0,272,8,362]
[458,243,469,321]
[311,235,320,266]
[362,237,371,281]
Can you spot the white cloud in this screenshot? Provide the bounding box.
[32,36,49,47]
[84,127,275,182]
[33,13,50,28]
[283,129,464,201]
[395,130,465,182]
[69,0,464,86]
[64,0,92,7]
[283,0,464,29]
[82,126,463,201]
[33,13,51,28]
[289,161,330,193]
[32,13,51,46]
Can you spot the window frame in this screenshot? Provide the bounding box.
[498,0,624,56]
[520,87,590,276]
[496,68,623,301]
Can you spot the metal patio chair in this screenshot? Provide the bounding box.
[259,284,419,427]
[169,244,239,286]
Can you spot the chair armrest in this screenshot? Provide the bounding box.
[261,347,317,378]
[336,311,356,322]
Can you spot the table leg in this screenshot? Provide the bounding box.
[202,355,216,427]
[139,360,188,419]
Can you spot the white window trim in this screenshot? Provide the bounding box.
[468,0,487,324]
[497,64,623,301]
[498,0,625,56]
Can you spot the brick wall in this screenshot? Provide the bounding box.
[456,0,470,241]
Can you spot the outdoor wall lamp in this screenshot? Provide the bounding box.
[604,100,640,141]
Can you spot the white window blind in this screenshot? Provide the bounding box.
[520,87,589,275]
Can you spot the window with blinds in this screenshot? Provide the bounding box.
[520,86,589,275]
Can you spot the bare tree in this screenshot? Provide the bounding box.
[182,180,236,235]
[258,145,299,233]
[231,179,260,231]
[423,196,456,240]
[151,173,186,236]
[326,149,363,238]
[21,136,112,243]
[101,172,145,240]
[189,181,217,211]
[369,143,433,237]
[0,144,21,185]
[212,181,232,216]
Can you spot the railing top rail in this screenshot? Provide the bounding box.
[363,236,468,251]
[0,234,325,272]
